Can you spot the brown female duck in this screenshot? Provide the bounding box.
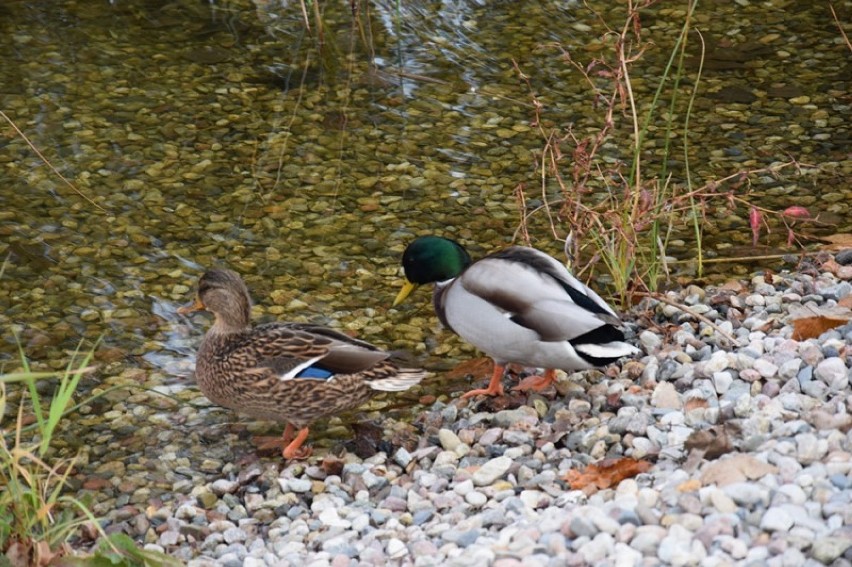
[179,268,426,459]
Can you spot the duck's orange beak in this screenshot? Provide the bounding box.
[177,296,204,315]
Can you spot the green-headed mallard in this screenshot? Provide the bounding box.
[394,236,639,398]
[179,268,427,460]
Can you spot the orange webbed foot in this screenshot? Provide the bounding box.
[511,368,557,392]
[460,363,506,398]
[282,426,312,460]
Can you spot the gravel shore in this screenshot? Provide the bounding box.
[86,261,852,567]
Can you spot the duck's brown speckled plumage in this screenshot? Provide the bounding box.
[181,268,426,459]
[194,322,415,428]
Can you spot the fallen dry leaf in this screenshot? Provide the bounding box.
[720,280,747,292]
[819,233,852,250]
[82,476,111,490]
[563,457,652,492]
[445,357,493,380]
[351,422,385,459]
[5,540,31,567]
[320,456,344,477]
[684,425,734,459]
[791,315,849,341]
[700,453,778,486]
[34,541,59,567]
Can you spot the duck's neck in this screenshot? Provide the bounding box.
[432,283,455,332]
[209,307,251,335]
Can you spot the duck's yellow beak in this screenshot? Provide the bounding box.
[393,280,418,307]
[177,296,204,315]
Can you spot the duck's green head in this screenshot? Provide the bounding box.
[394,236,472,306]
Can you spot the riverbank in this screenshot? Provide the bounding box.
[75,257,852,566]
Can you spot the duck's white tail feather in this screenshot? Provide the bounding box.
[575,341,640,359]
[369,369,429,392]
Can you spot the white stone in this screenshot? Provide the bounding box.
[703,351,732,374]
[709,489,737,514]
[438,428,462,452]
[753,358,779,378]
[281,478,312,493]
[578,532,614,563]
[639,330,662,350]
[613,542,643,567]
[815,358,849,391]
[652,382,682,409]
[465,491,487,507]
[453,479,474,496]
[387,538,408,559]
[760,507,794,531]
[318,507,351,529]
[658,524,706,566]
[472,456,512,486]
[712,371,734,394]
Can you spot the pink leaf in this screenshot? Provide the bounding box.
[782,206,811,219]
[749,207,762,246]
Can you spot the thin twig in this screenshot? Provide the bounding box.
[667,251,827,265]
[830,3,852,52]
[0,111,106,213]
[634,291,740,347]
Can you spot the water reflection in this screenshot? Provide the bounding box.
[0,0,848,374]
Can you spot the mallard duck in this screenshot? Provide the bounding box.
[394,236,639,398]
[179,268,427,460]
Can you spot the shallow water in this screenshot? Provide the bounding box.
[0,0,849,378]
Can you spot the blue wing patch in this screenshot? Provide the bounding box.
[294,365,335,380]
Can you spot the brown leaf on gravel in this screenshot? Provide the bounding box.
[720,280,747,292]
[5,540,31,567]
[475,393,526,413]
[700,454,778,486]
[684,425,734,460]
[320,456,344,477]
[444,357,493,380]
[81,476,111,490]
[563,457,652,492]
[791,315,849,340]
[819,233,852,251]
[351,422,384,458]
[34,541,59,567]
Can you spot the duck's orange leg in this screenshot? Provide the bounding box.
[253,423,301,452]
[461,363,506,398]
[282,426,313,460]
[512,368,557,392]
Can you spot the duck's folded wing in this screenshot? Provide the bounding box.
[250,323,390,377]
[507,299,627,343]
[486,247,619,316]
[460,254,624,342]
